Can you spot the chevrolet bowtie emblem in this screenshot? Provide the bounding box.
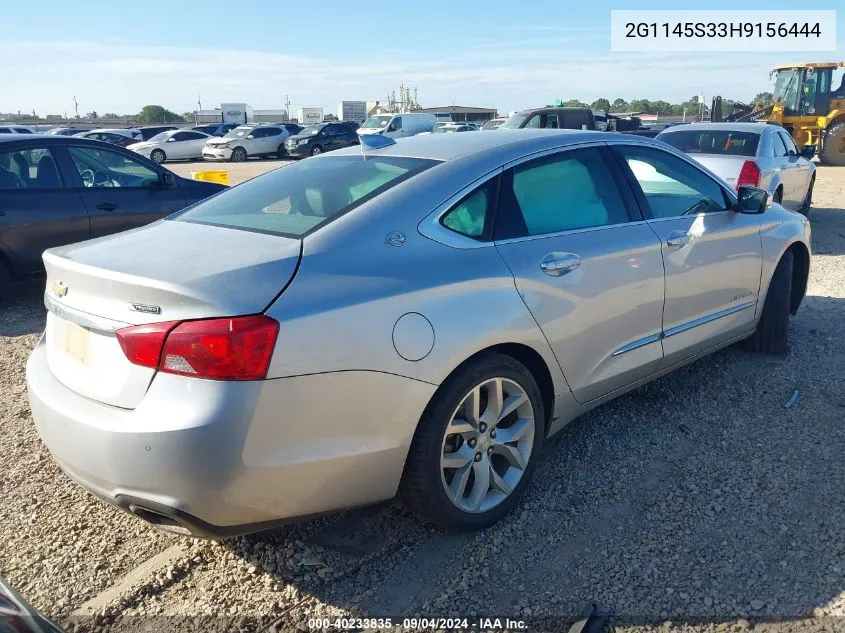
[51,281,68,298]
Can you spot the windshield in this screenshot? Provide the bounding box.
[361,115,392,129]
[772,69,801,112]
[481,119,503,130]
[225,126,253,139]
[148,132,172,143]
[172,155,439,238]
[499,112,529,129]
[658,130,760,157]
[299,125,323,136]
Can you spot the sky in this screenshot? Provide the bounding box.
[2,0,843,117]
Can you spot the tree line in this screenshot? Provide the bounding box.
[560,92,774,115]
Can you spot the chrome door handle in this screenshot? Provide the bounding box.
[666,231,693,248]
[540,253,581,277]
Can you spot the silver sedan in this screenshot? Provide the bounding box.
[656,122,816,215]
[26,130,811,537]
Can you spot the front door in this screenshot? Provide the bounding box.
[0,145,89,273]
[777,130,813,209]
[493,145,666,403]
[65,145,186,238]
[612,143,763,366]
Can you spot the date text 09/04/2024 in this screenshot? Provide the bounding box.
[625,22,821,39]
[307,617,528,630]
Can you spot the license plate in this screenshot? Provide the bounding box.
[64,322,90,365]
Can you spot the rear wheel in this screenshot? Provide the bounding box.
[820,122,845,166]
[773,187,783,204]
[230,147,247,162]
[150,149,166,164]
[742,250,793,354]
[799,174,815,216]
[276,145,287,159]
[399,353,545,530]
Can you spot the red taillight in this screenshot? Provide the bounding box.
[736,160,761,189]
[116,321,179,368]
[116,315,279,381]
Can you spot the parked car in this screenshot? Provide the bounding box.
[26,130,810,537]
[284,122,360,157]
[45,126,92,136]
[481,118,507,130]
[357,112,436,138]
[202,124,290,162]
[0,125,35,134]
[128,129,213,163]
[0,575,65,632]
[192,123,239,137]
[74,128,141,148]
[656,122,816,214]
[137,125,178,141]
[0,135,225,298]
[431,123,478,133]
[500,107,596,131]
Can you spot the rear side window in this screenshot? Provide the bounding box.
[173,155,439,238]
[495,148,629,239]
[441,179,497,239]
[771,133,789,157]
[0,147,64,189]
[659,130,760,157]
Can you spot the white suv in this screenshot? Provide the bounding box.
[202,124,290,162]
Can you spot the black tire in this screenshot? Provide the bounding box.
[276,145,287,159]
[311,145,322,156]
[798,174,815,216]
[399,352,545,530]
[150,149,166,164]
[819,122,845,166]
[742,250,793,354]
[773,187,783,204]
[0,259,11,302]
[230,147,247,163]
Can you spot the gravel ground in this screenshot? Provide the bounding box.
[1,167,843,633]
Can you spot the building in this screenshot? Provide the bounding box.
[416,105,497,125]
[194,105,289,124]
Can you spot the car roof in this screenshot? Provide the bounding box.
[333,129,628,162]
[659,122,772,134]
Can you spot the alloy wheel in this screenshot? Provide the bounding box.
[439,377,535,513]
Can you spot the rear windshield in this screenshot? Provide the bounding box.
[172,155,438,238]
[659,130,760,156]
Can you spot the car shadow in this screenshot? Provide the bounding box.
[808,206,845,256]
[0,279,45,337]
[222,294,845,628]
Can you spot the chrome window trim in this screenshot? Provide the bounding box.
[44,294,130,332]
[494,219,651,246]
[611,301,757,356]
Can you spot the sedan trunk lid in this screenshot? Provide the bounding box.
[42,220,301,408]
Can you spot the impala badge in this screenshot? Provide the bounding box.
[130,303,161,315]
[51,281,68,298]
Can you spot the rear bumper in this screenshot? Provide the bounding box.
[26,337,437,538]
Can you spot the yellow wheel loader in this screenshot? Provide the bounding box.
[711,62,845,166]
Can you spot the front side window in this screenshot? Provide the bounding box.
[779,131,798,155]
[0,147,64,189]
[617,145,728,219]
[441,179,496,239]
[771,133,788,157]
[388,117,402,131]
[68,146,160,188]
[173,155,438,238]
[495,148,630,239]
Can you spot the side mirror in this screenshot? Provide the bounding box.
[736,185,769,214]
[246,135,254,140]
[159,172,176,188]
[800,145,816,159]
[167,137,176,142]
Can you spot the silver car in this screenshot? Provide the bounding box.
[656,122,816,215]
[26,130,810,537]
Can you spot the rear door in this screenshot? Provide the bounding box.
[611,143,762,366]
[493,145,666,403]
[769,132,797,205]
[0,144,89,274]
[66,144,186,237]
